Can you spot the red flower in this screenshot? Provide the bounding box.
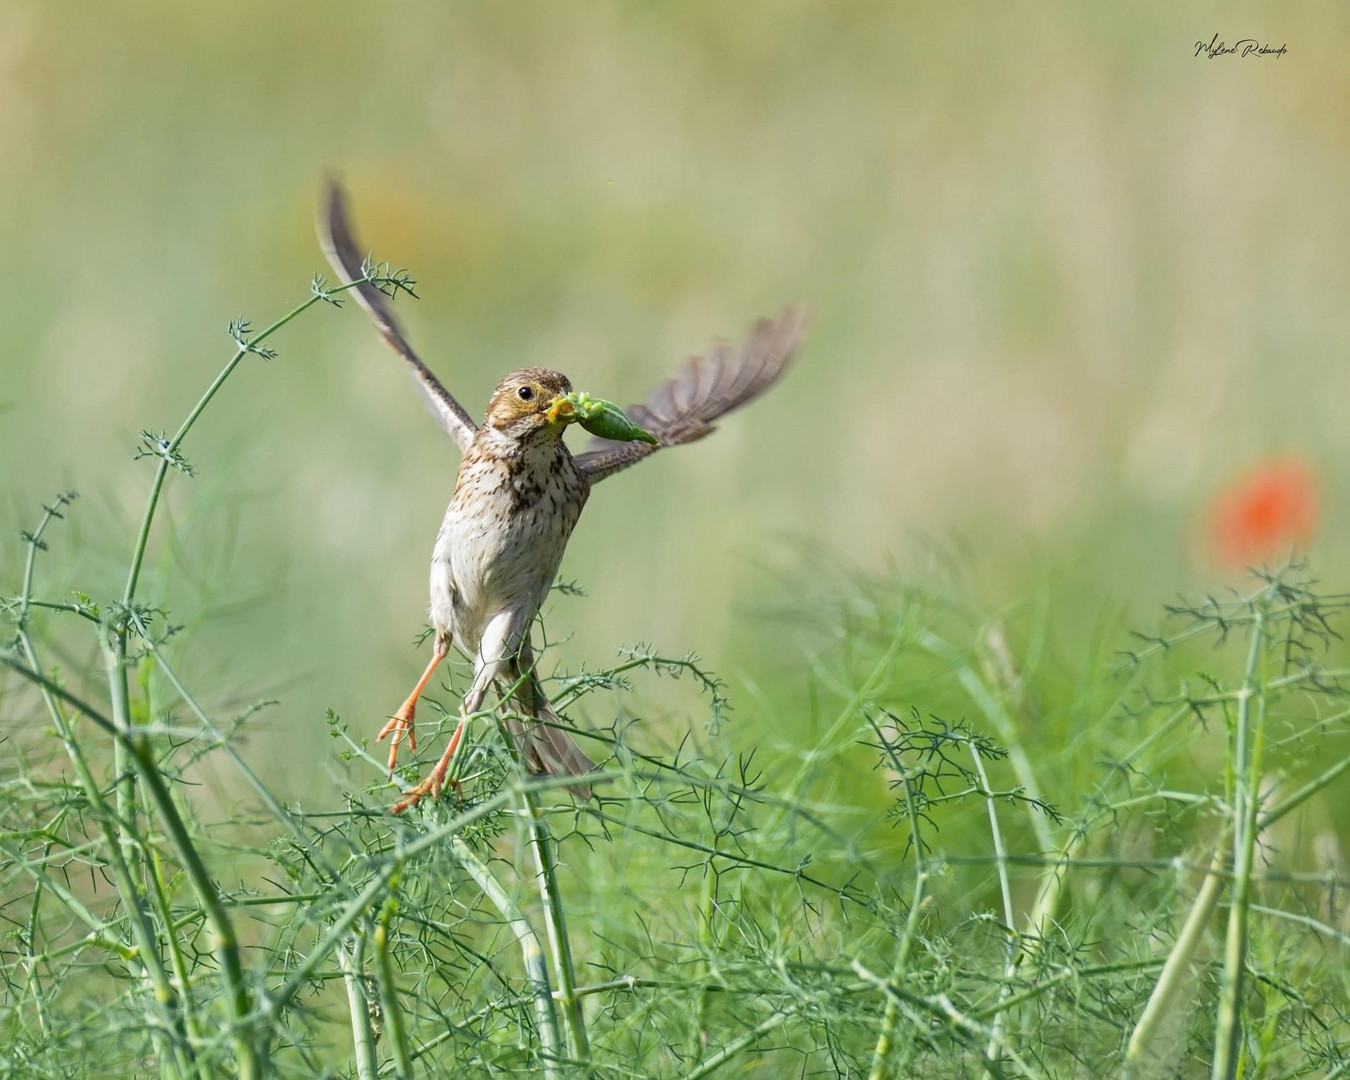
[1207,458,1319,567]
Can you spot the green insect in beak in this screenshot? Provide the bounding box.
[547,392,660,444]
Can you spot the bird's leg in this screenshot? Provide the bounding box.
[392,615,522,813]
[389,673,496,815]
[378,637,448,777]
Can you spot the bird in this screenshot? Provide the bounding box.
[319,180,808,812]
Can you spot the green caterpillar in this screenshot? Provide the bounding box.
[548,392,659,444]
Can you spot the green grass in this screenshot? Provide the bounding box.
[3,268,1350,1078]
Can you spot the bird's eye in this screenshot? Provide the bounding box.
[517,386,534,401]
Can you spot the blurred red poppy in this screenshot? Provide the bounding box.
[1207,458,1319,567]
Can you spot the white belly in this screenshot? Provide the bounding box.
[428,447,587,653]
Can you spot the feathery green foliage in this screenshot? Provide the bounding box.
[3,267,1349,1078]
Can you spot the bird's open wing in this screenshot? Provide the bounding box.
[575,307,809,484]
[318,179,478,452]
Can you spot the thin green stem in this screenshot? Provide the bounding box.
[105,636,142,918]
[1212,607,1268,1080]
[1125,837,1229,1075]
[125,706,261,1078]
[973,958,1167,1021]
[122,291,340,606]
[19,598,101,622]
[869,892,928,1077]
[142,830,211,1080]
[1243,903,1350,948]
[868,763,928,1080]
[22,837,53,1039]
[970,739,1017,1078]
[1259,756,1350,831]
[450,836,563,1080]
[338,935,378,1080]
[117,274,375,608]
[693,862,718,1059]
[523,791,590,1065]
[684,1007,799,1080]
[372,888,413,1080]
[1323,1057,1350,1080]
[488,695,591,1065]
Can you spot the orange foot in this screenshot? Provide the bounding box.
[390,717,466,814]
[390,770,464,815]
[377,704,417,777]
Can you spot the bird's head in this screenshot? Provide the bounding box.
[483,367,660,449]
[483,367,577,444]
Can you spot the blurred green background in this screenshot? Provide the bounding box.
[3,3,1347,802]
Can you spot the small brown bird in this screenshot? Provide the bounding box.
[320,181,808,811]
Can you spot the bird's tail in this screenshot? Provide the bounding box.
[506,669,598,799]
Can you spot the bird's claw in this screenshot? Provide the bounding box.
[390,768,462,814]
[389,715,468,813]
[377,706,417,776]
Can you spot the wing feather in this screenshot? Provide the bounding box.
[317,179,478,452]
[576,307,809,484]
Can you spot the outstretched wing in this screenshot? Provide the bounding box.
[575,307,809,484]
[317,179,478,452]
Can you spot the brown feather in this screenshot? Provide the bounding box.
[317,178,479,452]
[575,307,810,483]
